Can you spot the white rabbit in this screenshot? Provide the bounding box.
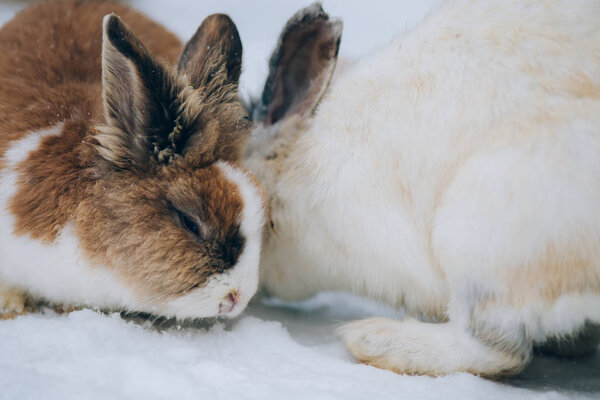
[244,1,600,377]
[0,1,265,319]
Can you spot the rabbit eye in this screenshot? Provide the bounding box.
[177,210,200,237]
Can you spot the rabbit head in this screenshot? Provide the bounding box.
[75,14,266,318]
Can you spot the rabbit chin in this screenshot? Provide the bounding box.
[0,128,264,320]
[159,256,260,319]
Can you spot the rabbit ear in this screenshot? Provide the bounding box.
[252,3,342,125]
[98,14,180,170]
[174,14,250,166]
[177,14,243,91]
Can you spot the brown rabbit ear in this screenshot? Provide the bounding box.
[175,14,250,166]
[252,3,342,125]
[177,14,243,91]
[98,14,181,170]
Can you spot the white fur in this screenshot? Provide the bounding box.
[246,0,600,375]
[0,132,264,319]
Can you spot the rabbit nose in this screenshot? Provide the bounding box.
[218,289,240,314]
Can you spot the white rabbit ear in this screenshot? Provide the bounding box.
[177,14,243,91]
[99,14,180,170]
[252,3,342,125]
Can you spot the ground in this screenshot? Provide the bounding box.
[0,1,599,399]
[1,294,599,399]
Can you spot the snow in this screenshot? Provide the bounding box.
[0,1,599,399]
[2,294,597,400]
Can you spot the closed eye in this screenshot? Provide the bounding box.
[176,210,202,238]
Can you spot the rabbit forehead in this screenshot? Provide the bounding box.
[164,163,245,229]
[164,161,266,242]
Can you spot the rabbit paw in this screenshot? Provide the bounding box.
[338,318,414,373]
[0,285,27,319]
[338,317,530,377]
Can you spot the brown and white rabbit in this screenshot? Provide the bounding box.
[244,1,600,377]
[0,1,266,319]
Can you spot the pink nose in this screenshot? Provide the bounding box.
[218,290,240,314]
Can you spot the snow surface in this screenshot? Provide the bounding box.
[0,1,599,399]
[1,294,599,400]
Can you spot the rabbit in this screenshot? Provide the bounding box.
[0,0,266,320]
[243,1,600,377]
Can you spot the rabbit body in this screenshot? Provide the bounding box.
[246,0,600,376]
[0,1,265,319]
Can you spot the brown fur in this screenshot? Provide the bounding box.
[76,163,245,299]
[10,120,98,242]
[1,1,260,303]
[0,0,181,162]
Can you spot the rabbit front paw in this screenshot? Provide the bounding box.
[0,285,27,319]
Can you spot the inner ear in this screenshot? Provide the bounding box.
[177,14,243,90]
[98,14,180,170]
[255,3,342,125]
